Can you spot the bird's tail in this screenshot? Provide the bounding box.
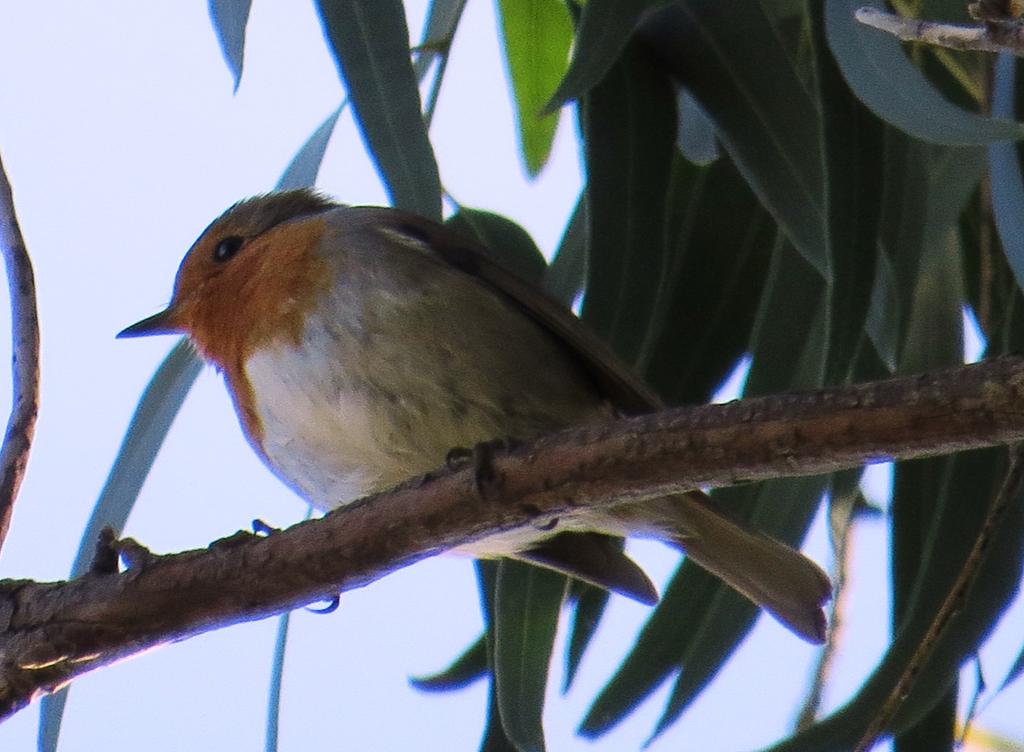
[609,491,831,643]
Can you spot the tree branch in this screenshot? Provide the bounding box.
[856,6,1024,55]
[2,356,1024,717]
[0,152,39,551]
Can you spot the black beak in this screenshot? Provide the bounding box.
[117,309,178,338]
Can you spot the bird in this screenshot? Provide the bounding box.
[119,189,831,643]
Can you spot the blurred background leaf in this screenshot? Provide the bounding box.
[315,0,442,218]
[496,0,573,176]
[208,0,251,91]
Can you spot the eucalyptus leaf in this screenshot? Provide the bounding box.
[997,643,1024,696]
[543,193,587,308]
[446,209,547,284]
[563,585,610,692]
[207,0,251,91]
[497,0,573,176]
[493,560,566,752]
[578,559,719,738]
[990,54,1024,293]
[872,133,985,367]
[865,250,900,372]
[415,0,469,126]
[276,107,342,190]
[265,610,292,752]
[641,153,774,405]
[579,37,676,367]
[410,634,488,691]
[811,0,884,384]
[413,0,468,79]
[638,2,831,278]
[546,0,672,110]
[476,561,518,752]
[315,0,442,219]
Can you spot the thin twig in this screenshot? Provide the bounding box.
[854,442,1024,751]
[795,487,861,729]
[856,7,1024,56]
[0,152,39,551]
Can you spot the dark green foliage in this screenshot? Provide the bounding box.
[77,2,1024,750]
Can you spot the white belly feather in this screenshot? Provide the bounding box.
[245,343,383,508]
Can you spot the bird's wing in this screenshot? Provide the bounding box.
[361,207,664,414]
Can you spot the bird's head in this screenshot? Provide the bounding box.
[119,189,339,366]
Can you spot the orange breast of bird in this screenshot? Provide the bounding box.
[178,215,334,456]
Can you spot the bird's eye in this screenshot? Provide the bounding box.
[213,236,244,263]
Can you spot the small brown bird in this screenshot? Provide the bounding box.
[120,190,831,642]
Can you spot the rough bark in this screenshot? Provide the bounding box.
[2,355,1024,717]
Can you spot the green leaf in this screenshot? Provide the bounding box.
[493,560,566,752]
[962,171,1024,355]
[410,633,488,691]
[446,209,547,284]
[39,340,202,752]
[415,0,469,126]
[873,133,984,366]
[641,153,774,405]
[888,224,965,748]
[563,584,610,692]
[896,223,964,376]
[482,679,519,752]
[276,107,343,190]
[579,36,676,367]
[413,0,468,79]
[265,504,315,752]
[997,642,1024,695]
[542,193,587,308]
[315,0,442,219]
[207,0,251,91]
[811,0,885,384]
[891,456,960,752]
[865,249,899,371]
[265,611,292,752]
[825,0,1024,145]
[638,2,831,278]
[990,54,1024,292]
[476,561,519,752]
[547,0,672,110]
[578,556,721,737]
[497,0,573,176]
[746,237,828,397]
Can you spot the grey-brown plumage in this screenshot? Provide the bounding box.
[120,190,832,643]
